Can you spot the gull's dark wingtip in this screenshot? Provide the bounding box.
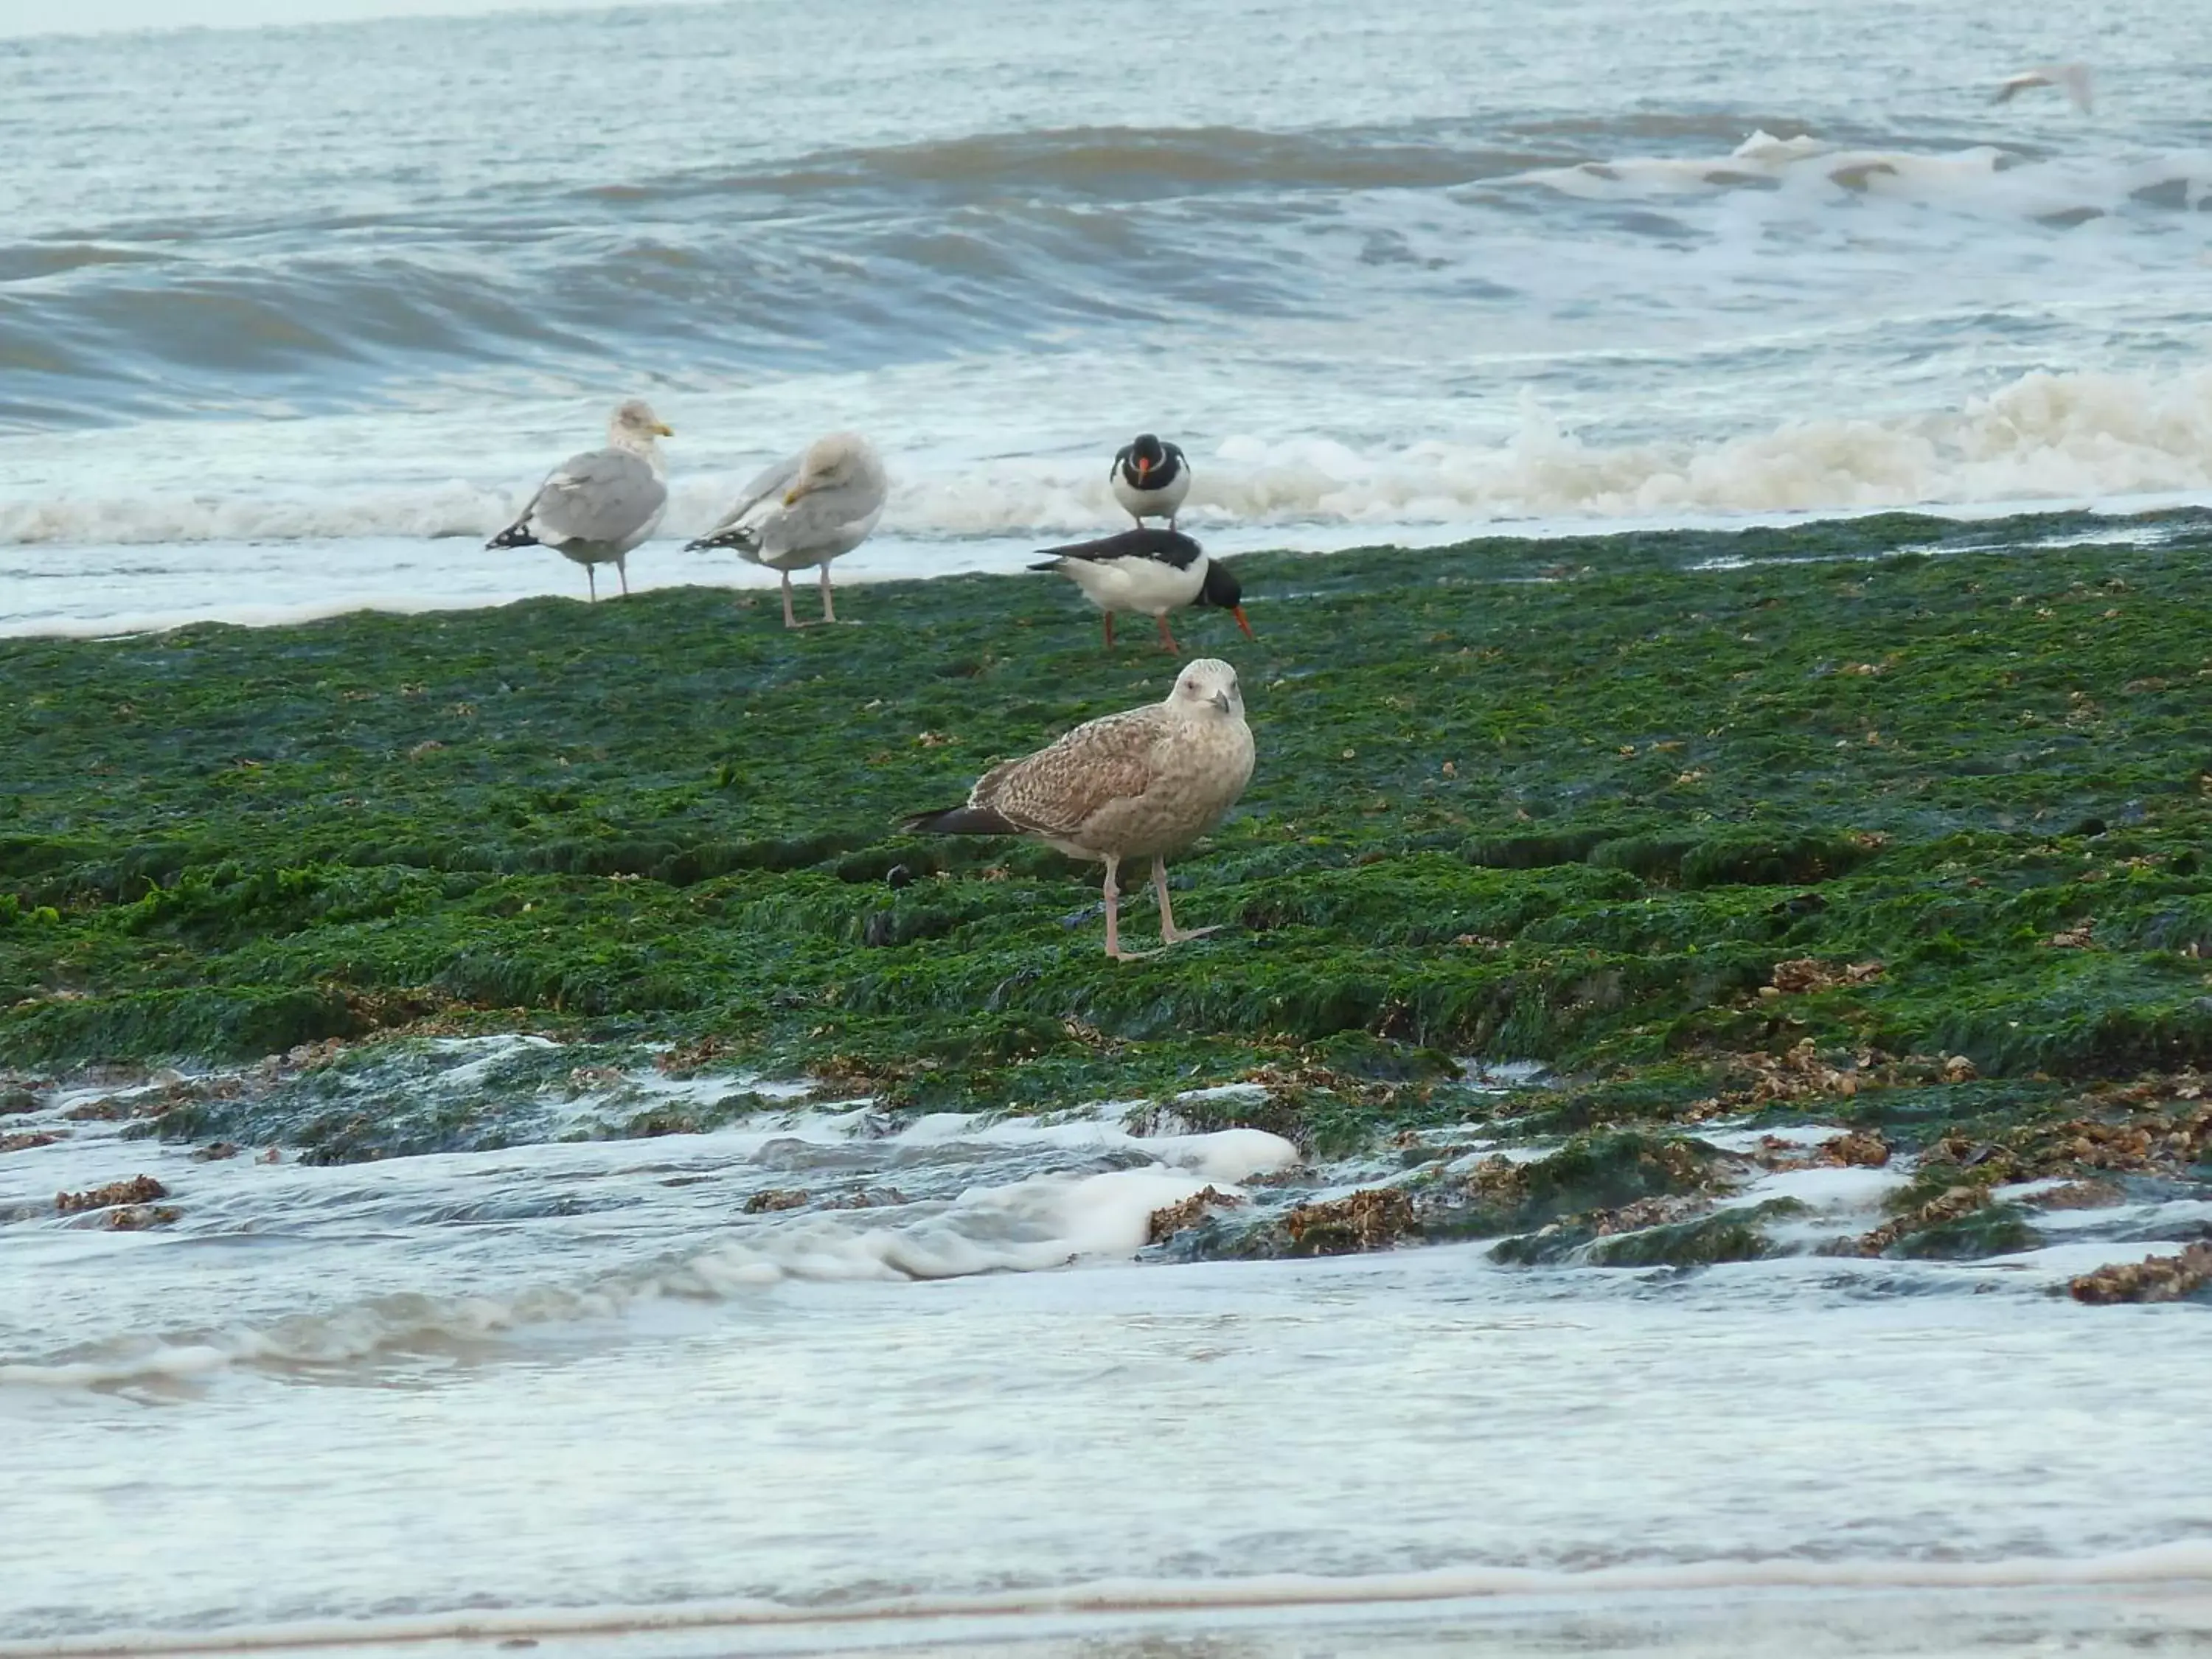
[900,805,1018,836]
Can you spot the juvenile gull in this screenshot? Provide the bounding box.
[686,432,888,627]
[487,399,671,602]
[1031,528,1253,653]
[1992,63,2093,112]
[1110,433,1191,529]
[902,659,1254,960]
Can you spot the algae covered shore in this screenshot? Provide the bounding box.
[7,509,2212,1273]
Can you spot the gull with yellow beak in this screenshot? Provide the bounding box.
[487,398,672,602]
[687,432,888,627]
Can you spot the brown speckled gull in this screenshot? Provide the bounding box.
[901,659,1255,959]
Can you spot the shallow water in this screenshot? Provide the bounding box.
[7,1042,2212,1649]
[6,0,2212,629]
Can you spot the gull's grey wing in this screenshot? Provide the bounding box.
[700,451,805,540]
[752,471,889,565]
[529,447,667,549]
[971,707,1169,837]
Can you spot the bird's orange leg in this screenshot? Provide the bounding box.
[1152,855,1220,945]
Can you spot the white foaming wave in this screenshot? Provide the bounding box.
[0,480,513,547]
[1517,129,2212,218]
[5,366,2210,550]
[0,1135,1289,1391]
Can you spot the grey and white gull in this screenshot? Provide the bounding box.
[1992,63,2094,113]
[686,432,888,627]
[488,398,672,602]
[901,659,1255,960]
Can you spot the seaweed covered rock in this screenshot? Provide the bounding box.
[10,516,2212,1161]
[1458,1129,1741,1236]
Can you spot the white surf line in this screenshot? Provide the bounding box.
[10,1545,2212,1659]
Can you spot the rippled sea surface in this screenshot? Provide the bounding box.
[4,0,2211,630]
[7,1043,2212,1655]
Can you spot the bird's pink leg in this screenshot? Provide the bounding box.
[1155,613,1181,654]
[781,572,800,629]
[1103,855,1159,960]
[818,563,838,624]
[617,558,630,597]
[1152,855,1220,945]
[1103,612,1116,651]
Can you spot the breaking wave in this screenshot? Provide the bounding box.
[5,366,2209,549]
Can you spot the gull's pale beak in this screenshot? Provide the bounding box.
[782,479,814,507]
[1231,605,1254,639]
[653,422,674,437]
[1211,690,1233,713]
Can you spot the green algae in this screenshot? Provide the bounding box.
[8,509,2212,1176]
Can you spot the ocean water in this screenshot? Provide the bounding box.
[6,1044,2212,1656]
[10,4,2212,1652]
[4,0,2211,630]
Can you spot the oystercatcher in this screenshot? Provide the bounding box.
[1110,434,1191,529]
[1030,528,1253,653]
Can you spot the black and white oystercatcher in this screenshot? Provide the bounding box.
[487,399,672,602]
[901,659,1255,960]
[1110,434,1191,529]
[1030,528,1253,653]
[686,432,888,627]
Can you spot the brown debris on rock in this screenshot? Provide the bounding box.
[1921,1093,2212,1184]
[2,1131,63,1154]
[2028,1178,2126,1211]
[104,1206,181,1231]
[742,1188,810,1214]
[1837,1183,1989,1256]
[56,1175,168,1214]
[820,1186,911,1211]
[1146,1185,1244,1244]
[1765,958,1885,996]
[654,1037,733,1079]
[1818,1129,1892,1168]
[1750,1128,1892,1172]
[1282,1187,1420,1255]
[1686,1043,1982,1118]
[2068,1242,2212,1305]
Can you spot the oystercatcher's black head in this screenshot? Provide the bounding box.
[1199,560,1255,639]
[1118,433,1182,489]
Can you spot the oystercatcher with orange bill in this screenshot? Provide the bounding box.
[1031,528,1253,653]
[1110,434,1191,529]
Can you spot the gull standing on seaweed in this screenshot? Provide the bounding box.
[1031,528,1253,653]
[901,659,1254,961]
[1991,63,2094,112]
[487,399,672,602]
[686,432,888,627]
[1110,434,1191,529]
